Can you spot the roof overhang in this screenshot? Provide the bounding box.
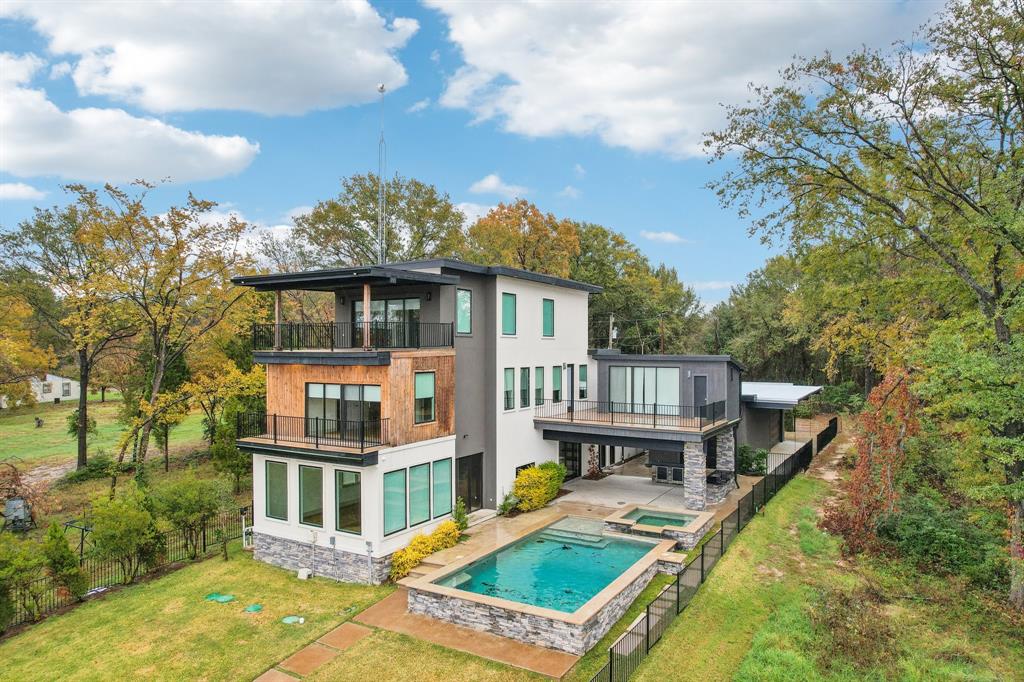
[232,266,460,292]
[741,382,822,409]
[236,440,379,466]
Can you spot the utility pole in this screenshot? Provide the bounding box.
[608,314,614,349]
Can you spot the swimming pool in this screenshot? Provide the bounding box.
[622,508,697,527]
[433,517,653,613]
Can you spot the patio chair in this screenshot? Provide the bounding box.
[1,497,36,533]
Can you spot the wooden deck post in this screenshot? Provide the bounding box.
[273,290,282,350]
[362,282,371,350]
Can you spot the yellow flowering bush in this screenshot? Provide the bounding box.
[387,520,462,580]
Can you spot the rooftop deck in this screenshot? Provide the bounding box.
[252,321,454,352]
[533,399,728,434]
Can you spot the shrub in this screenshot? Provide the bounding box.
[152,471,230,560]
[65,409,97,440]
[452,497,469,531]
[60,453,132,485]
[496,491,520,516]
[388,520,462,580]
[42,522,88,600]
[876,493,1007,588]
[513,461,567,512]
[89,483,163,584]
[0,534,47,623]
[813,382,865,414]
[736,444,768,475]
[811,585,893,671]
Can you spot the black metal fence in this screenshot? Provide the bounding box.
[236,412,390,451]
[252,321,454,351]
[816,416,839,453]
[589,426,828,682]
[8,506,252,629]
[534,399,728,430]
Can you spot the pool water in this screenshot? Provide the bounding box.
[623,509,696,527]
[433,517,654,613]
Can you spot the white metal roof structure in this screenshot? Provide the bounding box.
[741,382,822,409]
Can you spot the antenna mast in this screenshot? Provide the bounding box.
[376,83,387,265]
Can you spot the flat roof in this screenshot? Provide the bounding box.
[741,382,822,408]
[392,258,603,293]
[231,265,460,291]
[589,348,746,372]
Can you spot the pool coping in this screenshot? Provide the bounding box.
[405,513,676,625]
[603,504,715,537]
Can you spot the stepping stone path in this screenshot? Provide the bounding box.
[254,622,373,680]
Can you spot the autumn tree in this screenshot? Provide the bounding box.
[293,173,465,266]
[1,198,136,468]
[707,0,1024,606]
[464,200,580,278]
[0,276,53,405]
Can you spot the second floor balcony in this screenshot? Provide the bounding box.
[252,321,454,352]
[236,412,390,454]
[533,399,728,433]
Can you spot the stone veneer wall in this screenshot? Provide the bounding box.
[253,531,391,584]
[605,517,714,550]
[408,562,659,655]
[706,481,733,506]
[683,441,706,510]
[716,430,736,473]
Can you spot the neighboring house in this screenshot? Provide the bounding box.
[232,259,818,584]
[0,373,80,409]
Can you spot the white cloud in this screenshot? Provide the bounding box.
[468,173,527,199]
[430,49,441,64]
[0,52,259,183]
[1,0,417,115]
[573,163,585,178]
[456,201,493,225]
[690,280,734,291]
[558,185,581,199]
[48,61,71,79]
[640,230,690,244]
[426,1,939,157]
[407,98,430,113]
[0,182,46,200]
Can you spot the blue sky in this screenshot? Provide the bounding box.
[0,1,941,305]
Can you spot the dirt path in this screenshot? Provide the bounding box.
[22,460,76,486]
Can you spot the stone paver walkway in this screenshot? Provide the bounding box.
[254,622,372,680]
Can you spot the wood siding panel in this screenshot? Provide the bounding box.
[263,349,455,448]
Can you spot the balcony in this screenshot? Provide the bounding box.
[236,412,390,455]
[534,399,728,433]
[252,321,454,352]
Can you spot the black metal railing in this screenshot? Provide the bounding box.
[236,412,389,451]
[589,421,837,682]
[534,399,728,430]
[252,321,454,351]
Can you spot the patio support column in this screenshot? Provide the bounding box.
[273,290,282,351]
[362,282,371,350]
[683,441,706,510]
[716,429,736,477]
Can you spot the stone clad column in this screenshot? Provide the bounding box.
[683,441,706,510]
[716,429,736,474]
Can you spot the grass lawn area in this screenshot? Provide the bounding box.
[0,544,393,682]
[0,393,207,466]
[628,475,1024,682]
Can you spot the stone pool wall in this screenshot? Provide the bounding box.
[662,515,715,549]
[253,531,391,584]
[407,561,659,655]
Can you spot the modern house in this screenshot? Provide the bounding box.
[232,259,817,584]
[0,373,80,409]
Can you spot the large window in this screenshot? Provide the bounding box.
[265,460,288,521]
[335,470,361,534]
[501,292,516,335]
[414,372,435,424]
[62,382,71,397]
[520,367,530,408]
[383,470,407,535]
[609,366,681,413]
[552,366,562,403]
[432,459,452,518]
[409,463,431,527]
[579,365,588,399]
[503,368,515,410]
[535,367,544,405]
[306,383,381,436]
[542,299,555,337]
[299,465,323,527]
[456,288,472,334]
[354,297,422,346]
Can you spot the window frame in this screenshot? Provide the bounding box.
[432,458,453,518]
[552,365,562,403]
[515,462,535,477]
[298,464,324,528]
[264,460,288,521]
[579,364,588,399]
[408,462,432,528]
[414,371,436,425]
[501,292,517,335]
[535,366,544,406]
[383,469,408,536]
[334,469,361,535]
[542,298,555,337]
[520,367,530,408]
[456,288,473,335]
[503,368,515,411]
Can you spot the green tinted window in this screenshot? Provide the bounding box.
[414,371,435,423]
[335,470,361,534]
[542,299,554,337]
[501,292,516,334]
[520,367,530,407]
[383,470,407,535]
[456,288,472,334]
[265,460,287,521]
[579,364,588,399]
[504,368,514,410]
[432,459,452,517]
[552,365,562,402]
[299,465,323,527]
[535,366,544,405]
[409,463,431,527]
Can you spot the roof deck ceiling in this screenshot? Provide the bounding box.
[231,265,460,292]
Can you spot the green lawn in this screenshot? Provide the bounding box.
[0,393,207,465]
[0,544,393,682]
